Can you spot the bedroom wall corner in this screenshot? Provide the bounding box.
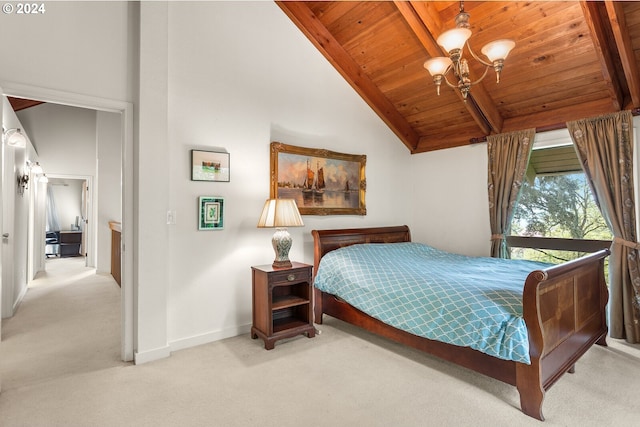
[409,144,491,256]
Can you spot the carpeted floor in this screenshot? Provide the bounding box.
[1,257,639,427]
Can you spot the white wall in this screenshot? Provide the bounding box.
[1,98,19,319]
[163,1,412,349]
[97,111,122,274]
[0,2,132,102]
[17,104,97,176]
[410,144,491,256]
[1,97,44,318]
[136,1,170,359]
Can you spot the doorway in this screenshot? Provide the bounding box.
[44,176,92,264]
[0,84,134,363]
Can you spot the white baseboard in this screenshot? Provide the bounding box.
[134,345,171,365]
[169,323,252,353]
[12,284,28,314]
[1,284,27,319]
[133,324,251,364]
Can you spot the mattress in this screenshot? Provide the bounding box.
[313,242,552,364]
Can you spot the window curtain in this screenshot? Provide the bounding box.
[46,185,61,232]
[567,110,640,343]
[487,128,535,258]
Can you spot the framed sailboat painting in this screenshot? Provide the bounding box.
[269,142,366,216]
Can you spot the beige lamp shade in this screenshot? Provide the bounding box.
[257,199,304,228]
[423,57,453,77]
[437,28,471,53]
[481,39,516,62]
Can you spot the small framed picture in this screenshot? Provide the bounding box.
[198,196,224,230]
[191,150,230,182]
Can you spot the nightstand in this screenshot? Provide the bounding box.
[251,262,315,350]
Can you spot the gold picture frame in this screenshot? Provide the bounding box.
[270,142,366,216]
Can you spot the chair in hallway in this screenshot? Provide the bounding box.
[45,231,60,258]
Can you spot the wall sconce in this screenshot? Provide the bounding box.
[28,161,43,175]
[17,172,29,195]
[3,127,27,148]
[17,161,46,196]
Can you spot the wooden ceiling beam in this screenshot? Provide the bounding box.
[8,97,44,112]
[413,134,473,154]
[276,1,421,153]
[502,98,615,133]
[395,1,503,136]
[605,0,640,108]
[394,1,441,58]
[580,0,624,110]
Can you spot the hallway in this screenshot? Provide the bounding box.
[0,257,126,391]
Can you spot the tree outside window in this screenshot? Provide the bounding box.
[510,149,612,264]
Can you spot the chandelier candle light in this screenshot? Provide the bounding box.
[423,1,515,100]
[257,198,304,269]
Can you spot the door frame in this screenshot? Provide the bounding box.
[1,82,135,362]
[46,174,94,267]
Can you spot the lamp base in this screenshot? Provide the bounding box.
[272,260,293,269]
[271,227,293,269]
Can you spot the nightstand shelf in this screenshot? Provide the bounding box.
[251,262,315,350]
[273,317,309,333]
[272,294,308,310]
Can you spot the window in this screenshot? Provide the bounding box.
[510,131,612,263]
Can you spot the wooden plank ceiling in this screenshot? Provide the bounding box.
[277,1,640,154]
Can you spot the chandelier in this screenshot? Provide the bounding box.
[423,1,515,100]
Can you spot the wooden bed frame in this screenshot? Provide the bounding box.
[311,225,610,421]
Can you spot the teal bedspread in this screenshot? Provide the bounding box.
[313,243,552,364]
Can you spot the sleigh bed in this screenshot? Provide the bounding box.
[311,225,609,421]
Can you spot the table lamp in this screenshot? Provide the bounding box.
[257,198,304,268]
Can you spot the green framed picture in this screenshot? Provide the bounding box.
[198,196,224,230]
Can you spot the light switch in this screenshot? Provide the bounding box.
[166,210,176,225]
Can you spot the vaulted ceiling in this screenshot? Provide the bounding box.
[277,1,640,153]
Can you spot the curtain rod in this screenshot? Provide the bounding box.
[470,107,640,144]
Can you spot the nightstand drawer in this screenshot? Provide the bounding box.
[269,269,311,286]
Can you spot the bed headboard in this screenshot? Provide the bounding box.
[311,225,411,275]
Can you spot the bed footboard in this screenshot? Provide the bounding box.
[517,249,609,421]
